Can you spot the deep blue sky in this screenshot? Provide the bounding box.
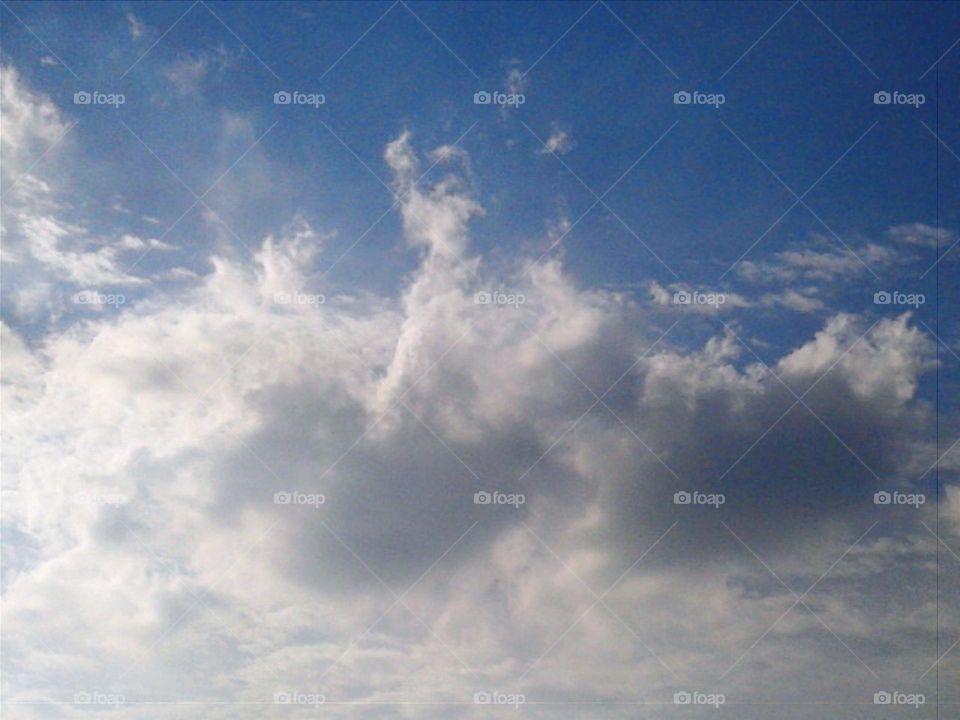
[3,0,958,393]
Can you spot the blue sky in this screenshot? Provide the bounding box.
[4,2,958,352]
[2,2,960,719]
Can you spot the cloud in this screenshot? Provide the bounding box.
[163,47,235,96]
[736,234,905,284]
[887,222,951,248]
[0,64,70,171]
[0,65,151,318]
[761,288,825,313]
[648,280,752,313]
[506,68,527,97]
[125,11,145,40]
[2,115,956,717]
[537,125,574,156]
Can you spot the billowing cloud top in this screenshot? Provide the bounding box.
[1,15,958,718]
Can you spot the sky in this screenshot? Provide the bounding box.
[1,1,959,718]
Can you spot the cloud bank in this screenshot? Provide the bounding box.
[1,65,958,720]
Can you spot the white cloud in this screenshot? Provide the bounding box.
[1,65,154,294]
[0,64,70,171]
[163,47,235,96]
[537,125,574,155]
[125,11,145,40]
[887,222,950,248]
[648,280,752,313]
[2,121,955,718]
[737,238,899,284]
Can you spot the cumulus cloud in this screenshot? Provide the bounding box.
[2,78,956,718]
[0,64,70,171]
